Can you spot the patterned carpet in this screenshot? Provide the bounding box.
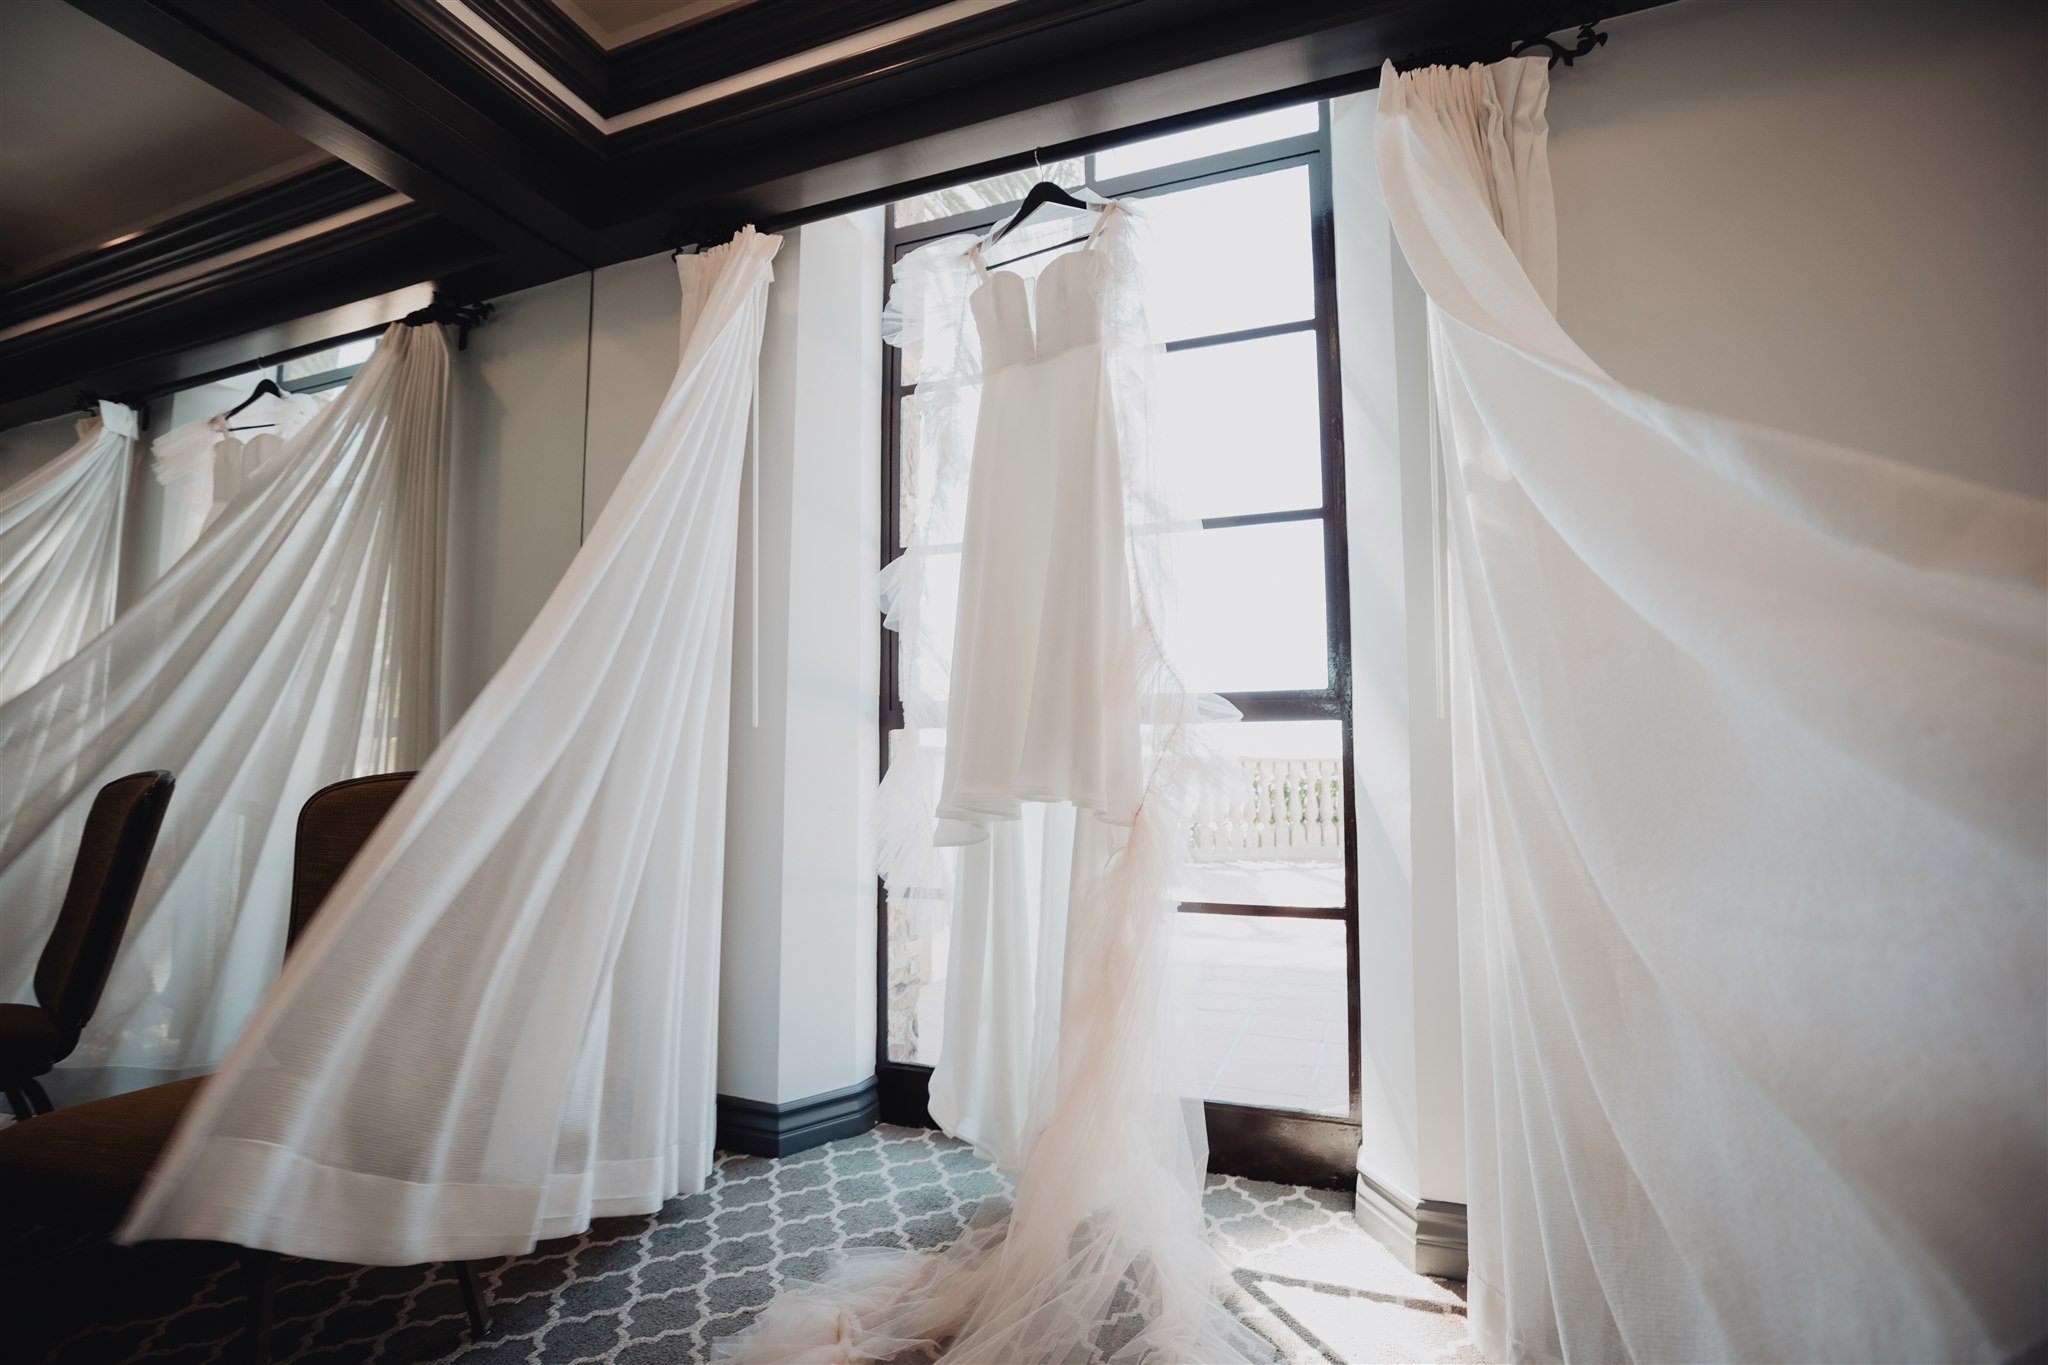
[20,1124,1480,1364]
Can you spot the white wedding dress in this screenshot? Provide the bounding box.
[152,391,324,573]
[729,202,1268,1363]
[936,215,1144,836]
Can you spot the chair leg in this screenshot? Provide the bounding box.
[21,1077,52,1115]
[2,1085,30,1120]
[454,1260,493,1338]
[237,1248,276,1365]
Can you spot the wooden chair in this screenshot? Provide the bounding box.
[0,771,174,1119]
[0,771,490,1362]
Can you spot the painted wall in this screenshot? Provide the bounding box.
[441,272,592,722]
[1332,0,2046,1225]
[1550,0,2046,497]
[583,251,681,533]
[0,412,78,489]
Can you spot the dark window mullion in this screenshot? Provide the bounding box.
[1218,689,1344,721]
[1093,138,1320,203]
[1178,901,1347,920]
[1199,507,1321,531]
[1161,318,1316,353]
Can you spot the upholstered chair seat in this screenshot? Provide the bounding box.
[0,772,485,1365]
[0,1003,72,1084]
[0,1075,207,1220]
[0,770,174,1120]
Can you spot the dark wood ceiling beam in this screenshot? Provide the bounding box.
[67,0,603,272]
[462,0,959,120]
[600,0,1337,228]
[594,0,1638,249]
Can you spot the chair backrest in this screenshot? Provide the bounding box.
[35,771,176,1030]
[288,772,415,952]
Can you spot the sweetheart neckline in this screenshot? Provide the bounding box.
[969,243,1099,294]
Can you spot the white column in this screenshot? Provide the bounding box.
[718,211,885,1121]
[1332,89,1467,1276]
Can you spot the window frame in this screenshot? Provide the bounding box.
[875,104,1361,1189]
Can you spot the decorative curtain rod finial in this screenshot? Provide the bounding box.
[1509,22,1608,69]
[1395,20,1610,74]
[401,297,495,349]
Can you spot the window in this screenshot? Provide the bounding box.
[879,103,1358,1177]
[279,335,378,394]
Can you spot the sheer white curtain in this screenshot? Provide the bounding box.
[121,230,780,1264]
[1376,58,2047,1363]
[0,402,136,705]
[0,328,448,1100]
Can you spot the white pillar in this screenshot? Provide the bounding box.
[1332,90,1468,1277]
[717,211,885,1148]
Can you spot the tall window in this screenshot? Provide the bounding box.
[879,103,1359,1180]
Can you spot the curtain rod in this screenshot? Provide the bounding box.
[1399,20,1609,74]
[689,18,1614,249]
[101,297,495,412]
[82,14,1615,413]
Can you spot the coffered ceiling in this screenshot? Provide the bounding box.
[549,0,753,49]
[0,0,1645,426]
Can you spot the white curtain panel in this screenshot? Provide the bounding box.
[120,229,780,1264]
[0,402,137,705]
[0,328,448,1099]
[1375,58,2047,1364]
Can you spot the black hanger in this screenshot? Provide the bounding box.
[224,377,282,420]
[987,177,1092,248]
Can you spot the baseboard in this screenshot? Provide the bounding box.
[716,1076,880,1158]
[876,1062,937,1130]
[1354,1165,1468,1280]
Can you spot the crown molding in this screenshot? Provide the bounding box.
[0,163,391,333]
[0,203,489,429]
[462,0,950,120]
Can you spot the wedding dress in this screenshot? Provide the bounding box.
[729,202,1268,1362]
[936,216,1144,836]
[152,391,323,573]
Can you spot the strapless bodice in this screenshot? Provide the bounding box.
[969,249,1102,372]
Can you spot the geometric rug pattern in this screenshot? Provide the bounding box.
[28,1124,1482,1363]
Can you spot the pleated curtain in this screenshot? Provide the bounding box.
[1375,58,2047,1363]
[0,402,137,705]
[0,327,449,1100]
[120,229,780,1264]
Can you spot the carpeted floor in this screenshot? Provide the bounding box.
[22,1124,1481,1364]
